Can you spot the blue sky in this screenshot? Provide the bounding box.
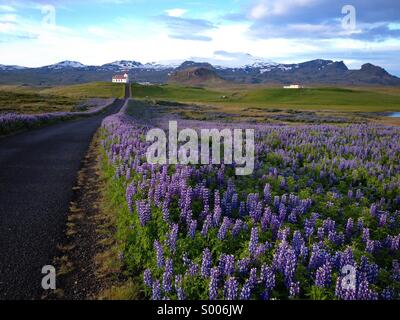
[1,0,400,75]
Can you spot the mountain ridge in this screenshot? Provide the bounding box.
[1,58,399,86]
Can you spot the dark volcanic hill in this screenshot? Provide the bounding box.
[0,59,399,86]
[168,67,227,86]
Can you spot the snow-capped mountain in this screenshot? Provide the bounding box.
[0,64,28,71]
[101,60,143,71]
[0,57,399,86]
[44,61,87,70]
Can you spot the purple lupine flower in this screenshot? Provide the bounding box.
[144,269,153,288]
[292,231,304,256]
[317,227,325,241]
[237,258,251,274]
[201,248,212,278]
[187,263,199,277]
[370,204,377,217]
[263,183,272,204]
[366,240,375,254]
[218,253,227,276]
[126,182,136,212]
[381,288,394,300]
[209,267,219,300]
[152,280,162,300]
[261,207,272,232]
[335,276,357,301]
[162,258,173,293]
[154,240,164,268]
[357,218,364,231]
[289,282,300,298]
[274,196,280,210]
[239,281,252,300]
[201,214,212,237]
[254,244,267,259]
[224,255,235,276]
[345,218,354,238]
[231,193,239,210]
[248,268,258,287]
[224,277,239,300]
[182,252,191,267]
[239,201,246,217]
[392,260,400,281]
[162,204,170,223]
[360,256,379,284]
[167,223,179,253]
[362,228,370,243]
[213,205,222,227]
[357,279,377,300]
[188,219,197,239]
[232,219,244,238]
[217,217,230,240]
[315,262,332,288]
[175,275,185,300]
[136,200,151,227]
[379,213,387,227]
[261,265,276,292]
[249,227,258,257]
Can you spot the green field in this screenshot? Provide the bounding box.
[0,86,79,114]
[131,83,400,113]
[42,82,125,99]
[0,82,124,114]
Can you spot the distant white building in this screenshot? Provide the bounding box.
[112,73,129,83]
[283,84,302,89]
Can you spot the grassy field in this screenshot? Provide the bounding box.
[0,82,124,114]
[131,83,400,113]
[0,86,79,114]
[41,82,125,99]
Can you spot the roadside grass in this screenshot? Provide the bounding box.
[96,140,143,300]
[0,82,124,114]
[131,83,400,113]
[0,87,79,113]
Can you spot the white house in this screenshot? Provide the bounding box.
[112,73,129,83]
[283,84,302,89]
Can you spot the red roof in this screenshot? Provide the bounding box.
[113,74,128,79]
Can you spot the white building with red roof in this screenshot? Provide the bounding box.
[112,73,129,83]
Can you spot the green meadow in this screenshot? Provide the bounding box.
[131,83,400,113]
[0,82,125,114]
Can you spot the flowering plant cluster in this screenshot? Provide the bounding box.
[0,99,114,135]
[101,113,400,300]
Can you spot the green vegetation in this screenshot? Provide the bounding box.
[132,83,224,103]
[0,87,79,113]
[0,82,124,114]
[131,83,400,113]
[42,82,125,99]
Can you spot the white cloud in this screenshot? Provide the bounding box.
[0,5,16,12]
[249,0,317,19]
[165,8,187,18]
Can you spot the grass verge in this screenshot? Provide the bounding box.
[48,131,141,300]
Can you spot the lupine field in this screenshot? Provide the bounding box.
[100,110,400,301]
[0,99,113,135]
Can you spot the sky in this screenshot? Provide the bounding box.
[0,0,400,75]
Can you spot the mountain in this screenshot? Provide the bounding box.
[168,67,227,86]
[43,61,88,70]
[0,58,399,86]
[0,64,28,71]
[100,60,143,71]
